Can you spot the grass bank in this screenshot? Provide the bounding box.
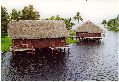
[66,38,79,44]
[1,36,12,51]
[66,30,79,44]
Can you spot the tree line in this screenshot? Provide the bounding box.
[1,5,40,34]
[101,15,119,32]
[1,5,83,37]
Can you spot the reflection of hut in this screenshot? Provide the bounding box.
[74,21,105,37]
[8,20,69,54]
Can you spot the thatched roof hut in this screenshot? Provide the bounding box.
[8,20,69,39]
[74,21,105,33]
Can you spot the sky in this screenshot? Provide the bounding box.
[1,0,119,24]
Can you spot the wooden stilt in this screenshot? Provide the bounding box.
[68,48,70,53]
[32,49,35,55]
[34,49,35,54]
[52,48,54,53]
[88,38,89,42]
[31,50,33,55]
[68,48,70,52]
[58,48,61,53]
[14,51,16,55]
[64,48,65,52]
[98,39,100,42]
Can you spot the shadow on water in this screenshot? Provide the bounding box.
[1,50,68,81]
[75,40,101,45]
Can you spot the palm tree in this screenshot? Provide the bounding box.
[64,18,75,30]
[73,12,83,23]
[101,20,107,26]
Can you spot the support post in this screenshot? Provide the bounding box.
[14,51,16,55]
[68,48,70,54]
[64,48,65,53]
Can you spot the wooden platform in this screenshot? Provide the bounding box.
[73,36,103,38]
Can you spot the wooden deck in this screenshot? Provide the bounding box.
[12,43,70,55]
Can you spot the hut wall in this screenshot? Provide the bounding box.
[12,38,66,50]
[76,32,101,37]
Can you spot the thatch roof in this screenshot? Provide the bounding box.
[74,21,105,33]
[7,20,69,39]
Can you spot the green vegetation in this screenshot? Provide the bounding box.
[66,30,79,44]
[64,18,75,30]
[44,12,84,30]
[102,15,119,32]
[104,27,119,32]
[101,20,107,26]
[73,12,83,23]
[1,33,8,38]
[1,36,12,51]
[21,5,40,20]
[69,30,76,37]
[1,6,9,33]
[45,15,75,30]
[66,38,79,44]
[46,15,62,20]
[10,5,40,20]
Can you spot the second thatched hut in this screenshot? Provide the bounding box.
[74,21,105,37]
[73,21,105,41]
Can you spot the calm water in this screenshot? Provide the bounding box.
[1,25,119,81]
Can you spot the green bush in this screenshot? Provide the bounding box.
[66,38,79,44]
[1,37,12,51]
[1,33,8,38]
[65,30,79,44]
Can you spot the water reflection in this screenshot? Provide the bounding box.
[2,52,68,81]
[1,28,118,81]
